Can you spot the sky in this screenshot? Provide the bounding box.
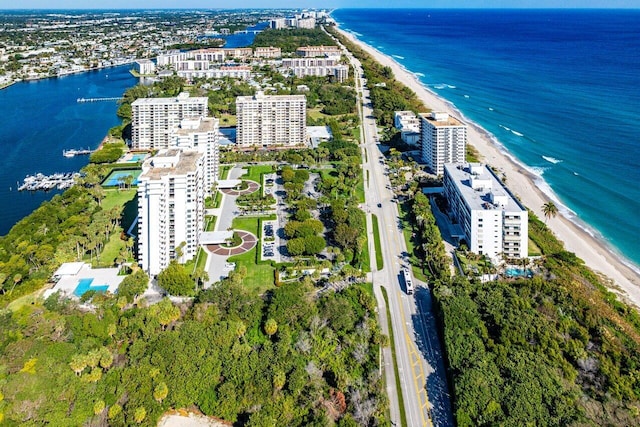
[2,1,640,10]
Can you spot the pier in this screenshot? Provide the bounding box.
[18,172,80,192]
[77,97,122,103]
[63,148,93,158]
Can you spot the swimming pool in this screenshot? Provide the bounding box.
[102,170,141,187]
[505,267,534,278]
[127,153,148,163]
[73,278,110,297]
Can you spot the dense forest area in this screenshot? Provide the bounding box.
[0,280,388,426]
[252,28,335,53]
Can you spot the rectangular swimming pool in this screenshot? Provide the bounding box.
[73,278,110,297]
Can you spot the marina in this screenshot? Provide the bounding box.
[18,172,80,192]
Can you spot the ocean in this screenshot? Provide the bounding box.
[0,65,137,235]
[333,8,640,270]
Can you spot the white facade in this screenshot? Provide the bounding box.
[137,149,206,276]
[131,92,208,150]
[443,163,528,260]
[134,59,156,75]
[394,110,421,133]
[156,48,252,68]
[170,117,220,195]
[178,66,251,81]
[420,112,467,176]
[280,57,349,82]
[236,92,307,147]
[296,45,342,57]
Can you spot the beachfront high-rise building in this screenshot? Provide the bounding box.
[170,116,220,195]
[236,92,307,147]
[420,112,467,176]
[443,163,528,260]
[137,149,205,276]
[131,92,208,150]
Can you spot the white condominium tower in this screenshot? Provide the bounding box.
[420,112,467,176]
[131,92,208,150]
[171,116,220,195]
[443,163,528,260]
[236,92,307,147]
[137,149,205,276]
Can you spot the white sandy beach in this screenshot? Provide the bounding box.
[335,26,640,309]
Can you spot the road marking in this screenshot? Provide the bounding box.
[397,290,431,427]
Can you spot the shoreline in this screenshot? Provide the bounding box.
[333,25,640,308]
[0,60,136,90]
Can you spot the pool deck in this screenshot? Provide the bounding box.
[44,262,124,299]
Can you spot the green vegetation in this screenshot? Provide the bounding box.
[252,28,335,52]
[240,164,274,184]
[90,142,125,164]
[0,278,387,425]
[380,287,407,427]
[327,26,427,129]
[372,214,383,271]
[227,216,275,295]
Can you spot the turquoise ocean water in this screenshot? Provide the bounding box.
[333,9,640,271]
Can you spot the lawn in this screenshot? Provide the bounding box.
[219,165,232,180]
[240,164,274,184]
[219,113,237,126]
[227,215,276,294]
[528,237,542,256]
[372,214,383,270]
[93,189,137,268]
[102,189,138,233]
[308,107,330,121]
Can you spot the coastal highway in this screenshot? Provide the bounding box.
[337,31,454,427]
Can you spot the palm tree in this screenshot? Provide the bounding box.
[542,201,558,223]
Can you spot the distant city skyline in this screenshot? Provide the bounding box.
[3,1,640,10]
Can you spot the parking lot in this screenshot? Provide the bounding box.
[261,220,278,261]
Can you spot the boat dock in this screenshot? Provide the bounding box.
[18,172,80,192]
[76,97,122,103]
[63,148,93,157]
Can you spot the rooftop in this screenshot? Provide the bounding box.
[140,149,203,180]
[445,163,526,213]
[174,117,218,135]
[420,111,465,128]
[132,92,208,106]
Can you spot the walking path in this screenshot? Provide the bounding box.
[206,230,257,256]
[219,180,260,196]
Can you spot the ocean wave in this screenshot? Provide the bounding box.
[573,171,579,176]
[542,155,563,164]
[392,54,405,60]
[488,107,494,111]
[433,84,446,89]
[414,72,425,77]
[511,130,524,137]
[447,84,456,89]
[499,124,511,131]
[464,94,469,98]
[529,166,548,177]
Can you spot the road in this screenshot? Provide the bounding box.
[335,32,454,427]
